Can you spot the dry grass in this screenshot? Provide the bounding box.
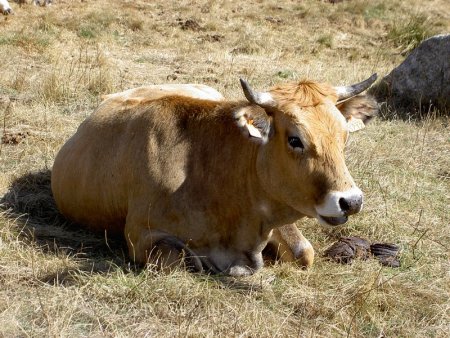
[0,0,449,337]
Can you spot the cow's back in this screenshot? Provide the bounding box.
[101,84,225,103]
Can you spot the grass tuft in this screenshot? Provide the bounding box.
[0,32,50,52]
[387,14,434,54]
[77,25,97,39]
[317,34,334,48]
[39,45,115,104]
[127,19,144,31]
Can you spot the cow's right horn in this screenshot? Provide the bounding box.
[335,73,378,102]
[240,79,276,107]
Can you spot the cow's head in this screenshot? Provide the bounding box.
[234,74,378,226]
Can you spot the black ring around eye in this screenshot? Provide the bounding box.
[288,136,304,149]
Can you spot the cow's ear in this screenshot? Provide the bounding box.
[234,105,273,143]
[336,95,379,133]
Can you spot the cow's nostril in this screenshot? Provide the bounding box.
[339,197,350,213]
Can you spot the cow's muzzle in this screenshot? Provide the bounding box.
[315,187,363,226]
[338,194,363,216]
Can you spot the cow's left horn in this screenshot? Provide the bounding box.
[335,73,378,102]
[240,79,275,107]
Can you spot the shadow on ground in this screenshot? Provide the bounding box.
[0,169,130,283]
[0,170,290,292]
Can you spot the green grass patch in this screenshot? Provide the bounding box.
[364,3,387,19]
[78,25,97,39]
[387,14,434,54]
[0,32,50,52]
[275,70,296,79]
[85,10,116,29]
[317,34,333,48]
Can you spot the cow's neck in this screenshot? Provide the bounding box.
[182,102,304,233]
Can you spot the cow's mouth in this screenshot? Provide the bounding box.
[318,215,348,226]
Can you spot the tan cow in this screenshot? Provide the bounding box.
[100,83,316,268]
[51,75,378,276]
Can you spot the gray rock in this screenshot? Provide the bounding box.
[376,34,450,114]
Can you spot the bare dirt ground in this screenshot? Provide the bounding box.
[0,0,449,337]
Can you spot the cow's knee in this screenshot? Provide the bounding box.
[295,239,315,268]
[266,224,315,268]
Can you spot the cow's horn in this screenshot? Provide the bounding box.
[335,73,378,102]
[239,78,275,107]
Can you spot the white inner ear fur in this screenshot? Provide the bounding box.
[234,108,249,128]
[246,124,263,138]
[233,106,269,143]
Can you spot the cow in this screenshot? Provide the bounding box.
[1,0,52,14]
[22,0,52,6]
[1,0,12,14]
[33,0,52,5]
[51,74,378,276]
[100,83,317,268]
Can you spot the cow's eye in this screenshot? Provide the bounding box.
[288,136,304,150]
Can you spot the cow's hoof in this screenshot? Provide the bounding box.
[227,265,255,277]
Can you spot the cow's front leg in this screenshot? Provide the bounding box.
[265,224,315,268]
[124,219,203,272]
